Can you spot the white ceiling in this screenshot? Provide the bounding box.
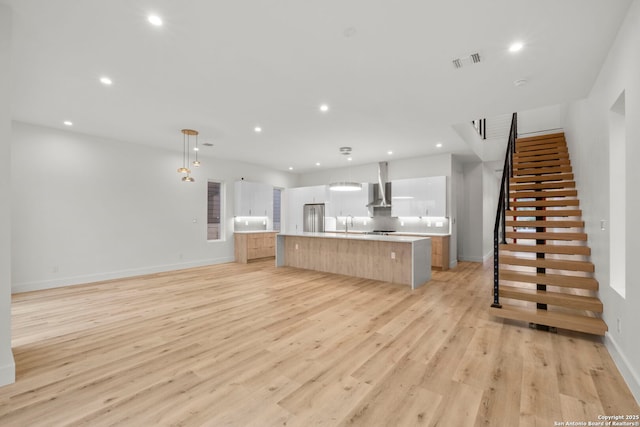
[2,0,632,172]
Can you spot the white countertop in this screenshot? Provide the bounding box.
[393,232,451,237]
[234,230,278,234]
[278,231,430,243]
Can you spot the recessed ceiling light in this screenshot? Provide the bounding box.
[315,162,321,166]
[319,104,329,113]
[193,147,199,151]
[254,126,262,133]
[100,77,112,86]
[347,157,353,162]
[436,143,443,148]
[387,150,393,155]
[63,121,73,126]
[509,42,524,53]
[148,15,163,26]
[288,167,293,171]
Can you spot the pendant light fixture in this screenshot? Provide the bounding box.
[329,147,362,192]
[177,129,199,182]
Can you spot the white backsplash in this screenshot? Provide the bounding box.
[329,214,449,234]
[234,216,269,232]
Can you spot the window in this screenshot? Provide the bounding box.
[273,188,282,231]
[207,181,223,240]
[609,91,626,298]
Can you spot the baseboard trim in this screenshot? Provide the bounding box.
[12,256,235,294]
[458,255,484,263]
[605,333,640,405]
[0,353,15,387]
[482,250,493,263]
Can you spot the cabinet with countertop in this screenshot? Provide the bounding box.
[234,231,279,263]
[395,233,450,270]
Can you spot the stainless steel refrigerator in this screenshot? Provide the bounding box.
[303,203,325,233]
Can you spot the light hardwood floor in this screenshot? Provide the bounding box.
[1,260,638,426]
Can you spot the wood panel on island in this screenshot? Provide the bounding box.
[276,233,432,289]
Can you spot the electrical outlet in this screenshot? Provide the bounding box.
[391,252,396,259]
[192,218,197,223]
[601,220,606,231]
[295,244,299,250]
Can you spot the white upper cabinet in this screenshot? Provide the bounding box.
[391,176,446,217]
[284,185,328,233]
[327,183,371,217]
[300,185,329,204]
[234,180,273,217]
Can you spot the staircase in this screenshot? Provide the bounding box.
[489,127,608,336]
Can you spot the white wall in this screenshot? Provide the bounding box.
[0,4,15,386]
[458,162,484,262]
[563,0,640,401]
[482,162,501,261]
[518,103,568,136]
[11,122,296,293]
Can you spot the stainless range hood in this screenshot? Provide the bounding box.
[367,162,392,208]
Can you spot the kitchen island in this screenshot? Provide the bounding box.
[276,232,431,289]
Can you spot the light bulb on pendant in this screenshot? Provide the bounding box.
[178,129,199,180]
[192,132,201,168]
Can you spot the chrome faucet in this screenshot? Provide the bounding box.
[345,215,354,234]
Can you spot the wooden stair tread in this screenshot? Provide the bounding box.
[511,173,574,184]
[511,181,576,191]
[513,158,570,169]
[506,209,582,217]
[489,304,607,336]
[510,199,580,208]
[516,132,565,143]
[510,189,578,198]
[516,142,567,153]
[514,147,568,159]
[500,255,594,272]
[513,166,572,176]
[499,243,590,255]
[500,271,598,290]
[506,231,587,241]
[514,153,570,163]
[516,139,566,149]
[506,220,585,228]
[499,286,603,312]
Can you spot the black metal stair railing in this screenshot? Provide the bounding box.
[492,112,517,308]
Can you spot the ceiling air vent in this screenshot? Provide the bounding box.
[452,52,482,69]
